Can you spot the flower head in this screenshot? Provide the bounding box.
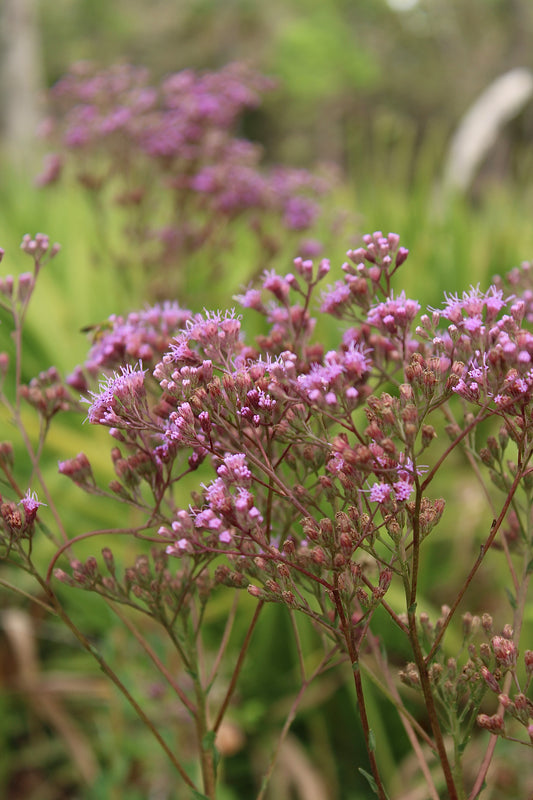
[86,363,147,427]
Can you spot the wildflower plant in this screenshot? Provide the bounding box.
[37,62,337,301]
[0,228,532,800]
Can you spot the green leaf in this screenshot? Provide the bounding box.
[359,768,391,799]
[505,586,517,610]
[191,791,210,800]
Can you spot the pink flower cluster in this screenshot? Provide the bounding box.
[160,452,263,556]
[415,284,533,411]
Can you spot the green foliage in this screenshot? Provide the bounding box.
[272,4,379,103]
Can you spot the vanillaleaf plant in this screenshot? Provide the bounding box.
[0,231,532,799]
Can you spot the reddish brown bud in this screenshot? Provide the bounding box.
[477,714,504,734]
[277,563,290,579]
[480,665,500,693]
[492,635,517,669]
[481,613,493,632]
[281,590,297,606]
[301,517,320,541]
[524,649,533,676]
[1,502,22,530]
[311,546,326,565]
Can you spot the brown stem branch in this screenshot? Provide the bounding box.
[332,588,388,800]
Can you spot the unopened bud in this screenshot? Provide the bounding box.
[102,547,115,573]
[477,714,504,734]
[281,590,297,606]
[480,665,500,693]
[0,441,14,469]
[491,635,517,669]
[17,272,34,303]
[481,613,493,632]
[277,563,290,579]
[317,258,330,279]
[395,247,409,267]
[524,649,533,677]
[0,275,13,297]
[311,546,326,565]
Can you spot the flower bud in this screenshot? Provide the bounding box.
[102,547,115,573]
[477,714,504,734]
[0,441,14,469]
[491,635,517,669]
[524,649,533,677]
[0,275,13,297]
[311,546,326,565]
[281,590,297,606]
[395,247,409,267]
[498,425,509,452]
[17,273,34,303]
[480,665,500,693]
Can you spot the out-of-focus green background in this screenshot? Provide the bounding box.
[1,1,533,798]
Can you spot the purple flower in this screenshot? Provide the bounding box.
[86,363,147,427]
[282,196,320,231]
[393,480,413,502]
[262,270,291,301]
[234,286,264,311]
[320,280,352,316]
[164,402,197,445]
[82,302,192,375]
[19,489,45,526]
[438,285,508,327]
[367,291,421,336]
[217,453,252,485]
[369,483,392,503]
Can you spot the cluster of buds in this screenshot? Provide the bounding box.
[55,546,213,616]
[400,610,532,746]
[477,636,533,743]
[0,234,59,318]
[68,301,193,384]
[19,366,81,420]
[57,452,96,490]
[0,490,44,545]
[319,232,409,321]
[20,233,61,263]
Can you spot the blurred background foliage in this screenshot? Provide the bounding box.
[1,0,533,798]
